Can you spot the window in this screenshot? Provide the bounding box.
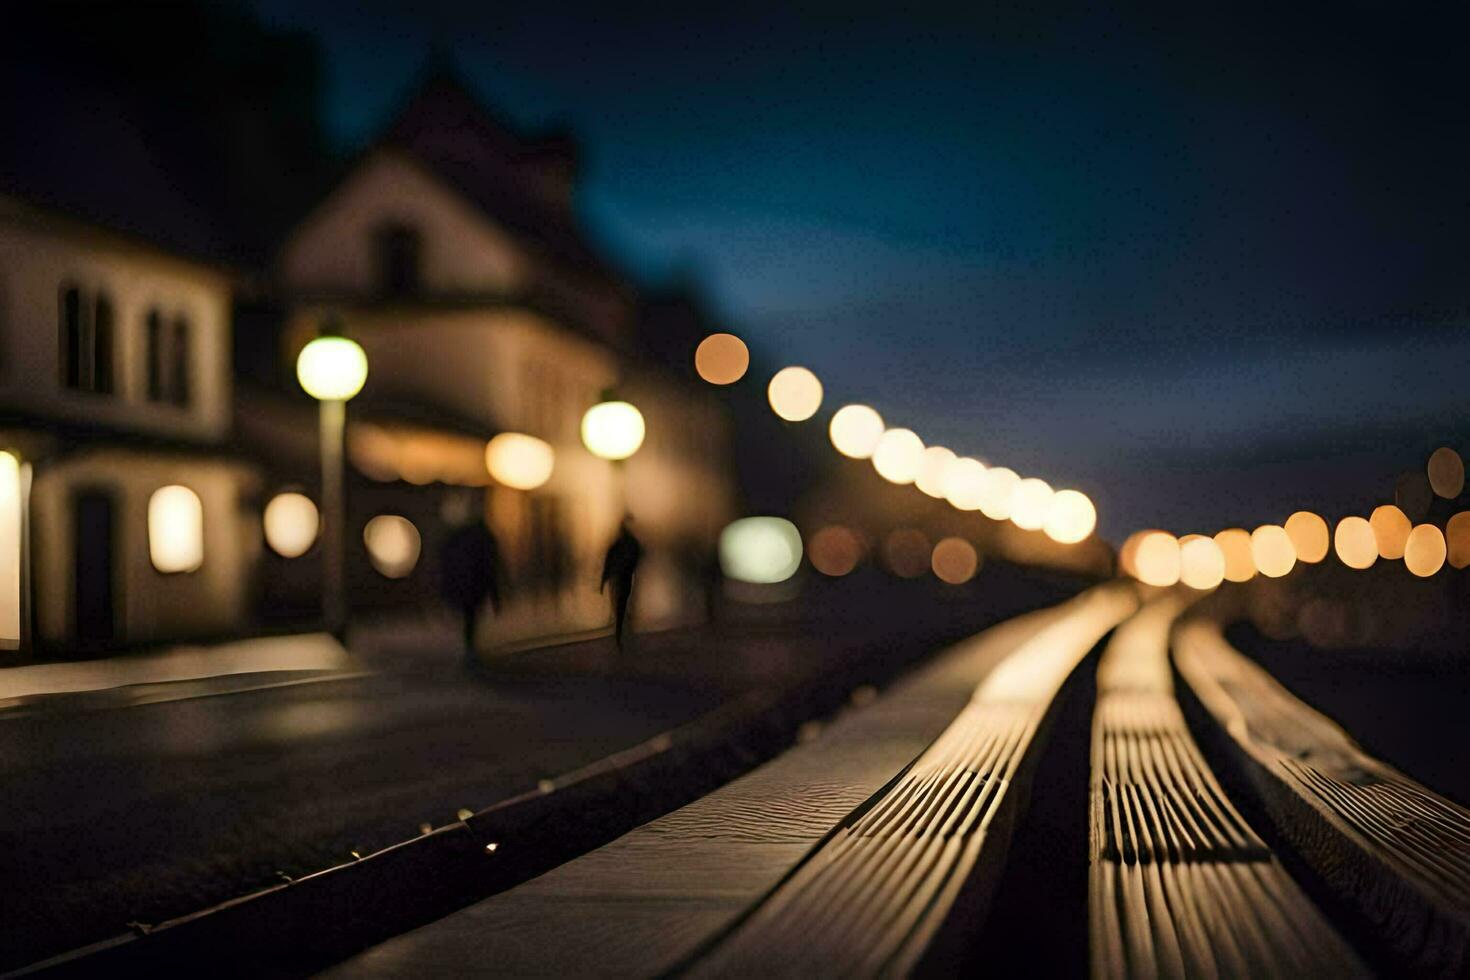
[58,284,114,395]
[146,310,164,401]
[375,222,422,298]
[60,284,84,389]
[170,316,191,408]
[145,309,191,407]
[148,485,204,573]
[92,293,114,394]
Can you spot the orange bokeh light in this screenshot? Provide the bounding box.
[693,333,750,385]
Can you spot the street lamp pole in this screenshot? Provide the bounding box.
[297,325,368,638]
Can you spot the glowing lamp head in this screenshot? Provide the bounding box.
[296,335,368,402]
[1043,489,1096,544]
[581,401,646,461]
[767,367,823,422]
[694,333,750,385]
[719,516,803,584]
[486,433,555,490]
[871,428,925,485]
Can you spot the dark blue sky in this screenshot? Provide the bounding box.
[251,1,1470,538]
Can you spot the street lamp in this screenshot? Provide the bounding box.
[297,326,368,634]
[580,399,645,461]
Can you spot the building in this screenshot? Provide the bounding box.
[0,194,259,654]
[256,68,737,647]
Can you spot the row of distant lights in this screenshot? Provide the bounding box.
[1121,447,1470,589]
[695,334,1098,546]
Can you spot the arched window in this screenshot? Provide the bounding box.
[375,222,422,298]
[59,284,84,389]
[170,315,191,407]
[92,292,114,394]
[146,309,164,401]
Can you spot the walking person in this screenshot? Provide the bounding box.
[600,516,642,651]
[440,511,502,667]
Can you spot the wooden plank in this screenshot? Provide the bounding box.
[1175,619,1470,976]
[1089,599,1367,979]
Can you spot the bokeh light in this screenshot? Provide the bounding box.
[941,457,987,511]
[1117,530,1150,579]
[719,516,804,584]
[1042,489,1096,544]
[828,405,885,459]
[914,446,957,498]
[1369,504,1411,560]
[1446,512,1470,569]
[581,401,646,460]
[978,466,1019,521]
[1250,524,1296,578]
[693,333,749,385]
[364,514,421,578]
[486,433,555,490]
[1283,511,1329,564]
[1213,528,1256,582]
[882,528,931,578]
[1009,478,1053,531]
[767,366,823,422]
[1428,447,1465,499]
[263,492,319,558]
[871,428,925,485]
[296,335,368,401]
[148,485,204,574]
[1404,524,1446,577]
[1179,534,1226,590]
[807,525,863,577]
[1333,516,1377,569]
[1133,531,1181,587]
[931,537,980,584]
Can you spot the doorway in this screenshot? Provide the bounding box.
[72,489,116,648]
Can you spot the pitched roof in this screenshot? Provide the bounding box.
[378,67,622,286]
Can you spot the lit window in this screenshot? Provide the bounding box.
[264,492,320,558]
[148,485,204,573]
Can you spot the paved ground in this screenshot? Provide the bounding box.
[0,565,1077,970]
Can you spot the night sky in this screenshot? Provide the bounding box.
[251,1,1470,539]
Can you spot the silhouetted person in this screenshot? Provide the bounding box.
[440,518,502,664]
[600,517,642,651]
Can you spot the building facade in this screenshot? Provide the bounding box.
[0,194,260,655]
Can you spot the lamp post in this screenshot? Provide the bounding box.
[580,396,645,517]
[296,327,368,635]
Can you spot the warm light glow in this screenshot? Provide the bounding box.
[1283,511,1329,563]
[914,446,956,498]
[1446,512,1470,569]
[148,485,204,574]
[1427,447,1465,499]
[1369,504,1411,560]
[1009,478,1053,531]
[1179,535,1226,590]
[871,428,925,485]
[942,457,987,511]
[1210,529,1255,583]
[828,405,885,459]
[931,537,980,584]
[580,401,646,460]
[263,492,319,558]
[1334,516,1378,569]
[693,333,750,385]
[1404,524,1447,577]
[1133,531,1181,587]
[485,433,555,490]
[767,366,823,422]
[1043,489,1096,543]
[719,517,803,584]
[807,525,863,577]
[882,528,931,578]
[0,452,20,647]
[978,466,1020,521]
[296,335,368,401]
[1250,524,1296,578]
[1117,530,1150,579]
[364,515,421,578]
